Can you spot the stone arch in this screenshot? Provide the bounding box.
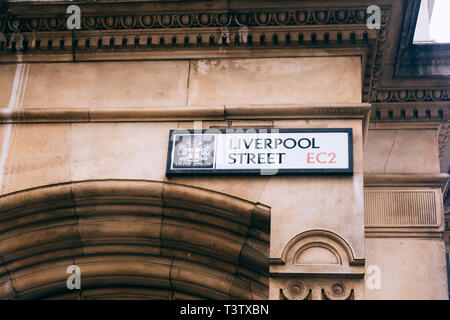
[272,229,364,275]
[0,180,270,299]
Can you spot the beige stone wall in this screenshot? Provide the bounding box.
[188,57,361,106]
[0,55,363,193]
[365,238,448,300]
[364,128,440,174]
[0,119,365,257]
[0,54,369,299]
[363,125,448,299]
[0,56,361,110]
[4,54,446,300]
[0,64,16,108]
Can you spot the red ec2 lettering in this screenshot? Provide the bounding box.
[307,152,336,164]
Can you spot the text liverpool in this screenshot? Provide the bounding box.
[228,137,319,165]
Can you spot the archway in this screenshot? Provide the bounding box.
[0,180,270,299]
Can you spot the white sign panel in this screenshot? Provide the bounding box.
[166,129,353,174]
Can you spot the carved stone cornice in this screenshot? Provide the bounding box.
[372,0,450,128]
[374,88,449,104]
[0,1,448,115]
[0,8,374,33]
[371,89,449,132]
[366,6,391,103]
[0,4,384,105]
[370,104,448,122]
[0,27,376,57]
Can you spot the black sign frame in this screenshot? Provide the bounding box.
[166,128,353,175]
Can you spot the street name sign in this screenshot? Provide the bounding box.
[166,128,353,175]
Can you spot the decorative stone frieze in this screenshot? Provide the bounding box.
[270,230,365,300]
[278,279,359,300]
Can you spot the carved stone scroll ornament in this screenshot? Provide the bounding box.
[279,282,311,300]
[278,280,355,300]
[322,282,354,300]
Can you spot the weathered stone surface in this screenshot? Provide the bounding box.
[20,61,189,109]
[171,259,234,299]
[0,64,18,108]
[0,124,71,195]
[0,180,270,299]
[364,129,441,174]
[188,57,362,105]
[71,122,177,182]
[365,238,448,300]
[11,258,73,299]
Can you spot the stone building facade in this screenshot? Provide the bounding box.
[0,0,449,299]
